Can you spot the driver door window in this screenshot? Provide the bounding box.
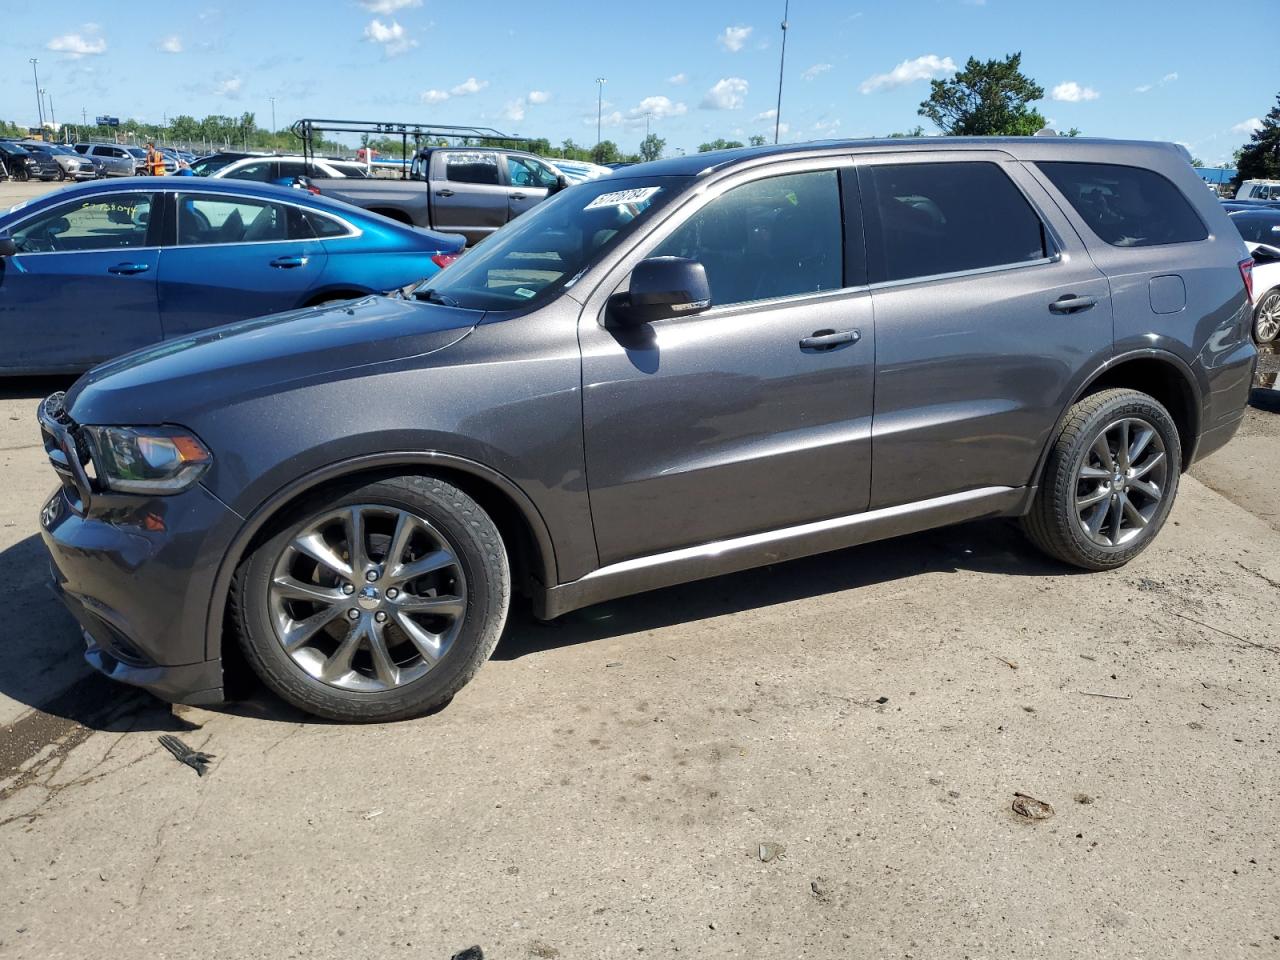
[12,193,155,253]
[649,170,844,307]
[507,156,559,189]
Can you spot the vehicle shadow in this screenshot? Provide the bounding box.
[0,374,77,402]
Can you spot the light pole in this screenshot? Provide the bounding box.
[774,0,790,144]
[29,59,44,130]
[595,77,607,148]
[44,91,56,134]
[269,97,277,138]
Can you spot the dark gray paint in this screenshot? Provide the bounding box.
[40,136,1257,705]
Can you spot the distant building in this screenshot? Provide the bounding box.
[1197,166,1236,185]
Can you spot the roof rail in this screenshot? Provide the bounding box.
[290,118,534,179]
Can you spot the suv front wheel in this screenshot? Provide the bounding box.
[232,475,510,722]
[1021,388,1181,570]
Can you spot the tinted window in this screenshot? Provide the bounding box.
[12,193,153,253]
[302,209,351,238]
[223,160,276,182]
[443,152,500,185]
[863,162,1047,283]
[651,170,844,307]
[277,160,312,180]
[177,194,291,245]
[1230,213,1280,245]
[1037,161,1207,247]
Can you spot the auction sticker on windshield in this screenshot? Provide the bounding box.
[584,187,662,210]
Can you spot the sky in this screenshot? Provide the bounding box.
[1,0,1273,164]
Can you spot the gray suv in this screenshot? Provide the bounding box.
[38,137,1257,721]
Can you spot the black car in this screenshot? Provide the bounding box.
[0,141,61,181]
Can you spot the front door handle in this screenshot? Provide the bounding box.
[436,188,455,197]
[800,328,861,350]
[509,192,527,201]
[1049,294,1098,314]
[270,256,308,269]
[107,262,150,275]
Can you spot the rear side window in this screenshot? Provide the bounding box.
[1230,214,1280,244]
[443,152,500,185]
[1037,161,1207,248]
[861,161,1048,283]
[302,209,351,238]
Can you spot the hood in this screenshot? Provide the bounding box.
[67,295,482,426]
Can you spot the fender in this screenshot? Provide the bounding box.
[1025,347,1204,499]
[202,450,560,662]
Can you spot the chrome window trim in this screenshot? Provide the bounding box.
[170,189,363,247]
[865,254,1062,292]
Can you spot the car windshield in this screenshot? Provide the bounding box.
[190,154,242,176]
[416,176,690,311]
[1231,213,1280,245]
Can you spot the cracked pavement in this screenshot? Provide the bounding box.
[1,359,1278,958]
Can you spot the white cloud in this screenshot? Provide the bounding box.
[668,72,688,85]
[158,34,183,53]
[717,25,752,52]
[360,0,421,12]
[802,63,833,81]
[754,108,777,122]
[450,76,488,96]
[1136,72,1178,94]
[1233,118,1264,135]
[701,77,749,110]
[1135,84,1153,94]
[527,90,551,104]
[46,29,107,58]
[859,54,955,93]
[213,76,242,97]
[363,19,415,56]
[420,89,450,104]
[633,95,687,119]
[501,99,526,122]
[813,118,841,133]
[1051,81,1100,102]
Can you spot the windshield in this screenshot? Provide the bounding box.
[417,176,690,311]
[190,154,241,176]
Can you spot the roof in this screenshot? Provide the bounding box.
[621,136,1188,179]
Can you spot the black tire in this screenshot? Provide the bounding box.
[1254,289,1280,344]
[1021,388,1181,570]
[232,475,510,722]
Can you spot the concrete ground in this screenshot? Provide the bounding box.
[1,180,1278,957]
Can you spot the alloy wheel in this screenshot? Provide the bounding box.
[1074,417,1168,548]
[1256,293,1280,343]
[268,504,468,693]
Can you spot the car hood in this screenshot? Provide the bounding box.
[67,295,483,426]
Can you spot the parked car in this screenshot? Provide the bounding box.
[1230,208,1280,343]
[190,152,370,182]
[0,141,61,181]
[0,178,464,374]
[546,158,614,183]
[19,142,96,180]
[1236,179,1280,202]
[312,146,568,244]
[73,143,137,178]
[35,138,1255,722]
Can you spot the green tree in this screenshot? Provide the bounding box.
[888,125,926,138]
[748,134,767,146]
[639,133,665,162]
[698,138,745,153]
[918,52,1046,136]
[592,139,620,164]
[1233,92,1280,188]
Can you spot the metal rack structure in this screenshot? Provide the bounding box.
[290,118,534,179]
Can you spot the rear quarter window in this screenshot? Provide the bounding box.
[1037,161,1207,248]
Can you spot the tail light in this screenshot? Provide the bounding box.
[431,253,460,269]
[1240,258,1255,303]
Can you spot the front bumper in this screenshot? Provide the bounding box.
[37,396,240,705]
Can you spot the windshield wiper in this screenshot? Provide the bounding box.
[413,287,459,307]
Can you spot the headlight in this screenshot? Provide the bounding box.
[83,426,212,494]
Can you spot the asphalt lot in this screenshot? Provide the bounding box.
[1,175,1279,958]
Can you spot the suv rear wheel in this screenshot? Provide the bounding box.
[232,475,510,721]
[1021,389,1181,570]
[1254,289,1280,344]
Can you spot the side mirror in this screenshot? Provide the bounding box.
[0,237,15,258]
[551,174,569,195]
[1253,243,1280,262]
[607,257,711,327]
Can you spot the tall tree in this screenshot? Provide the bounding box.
[639,133,665,162]
[591,140,620,164]
[698,138,745,153]
[918,53,1046,136]
[748,134,767,146]
[1234,92,1280,187]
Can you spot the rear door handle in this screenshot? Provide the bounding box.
[270,256,308,269]
[799,328,861,350]
[107,262,150,276]
[436,188,455,197]
[1049,294,1098,314]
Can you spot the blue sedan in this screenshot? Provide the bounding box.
[0,178,465,373]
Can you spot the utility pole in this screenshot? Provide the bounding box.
[29,59,44,129]
[595,77,607,148]
[44,91,56,133]
[774,0,790,144]
[269,97,277,136]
